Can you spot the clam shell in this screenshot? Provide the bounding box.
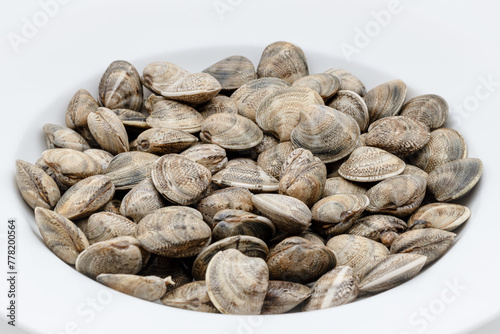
[402,165,429,181]
[192,235,269,280]
[225,158,257,168]
[201,113,263,150]
[43,123,90,151]
[247,132,279,158]
[366,175,427,217]
[359,254,427,293]
[256,86,324,141]
[87,107,129,154]
[66,89,98,129]
[98,60,143,111]
[364,79,407,122]
[180,144,228,174]
[261,281,311,315]
[83,149,114,171]
[161,281,219,313]
[300,230,326,245]
[257,141,295,180]
[202,55,257,92]
[80,212,137,244]
[302,266,359,311]
[411,128,467,173]
[291,104,360,163]
[408,203,470,231]
[257,41,309,84]
[338,146,405,182]
[97,274,172,302]
[55,175,115,220]
[135,128,198,155]
[34,207,89,264]
[112,109,149,129]
[206,249,269,315]
[267,237,336,284]
[328,90,369,131]
[322,177,367,198]
[197,95,238,119]
[347,214,408,247]
[146,99,204,133]
[427,158,483,202]
[252,194,312,234]
[324,68,366,96]
[104,151,158,190]
[365,116,430,156]
[292,73,340,100]
[15,159,60,210]
[399,94,448,129]
[102,199,122,215]
[326,235,389,278]
[212,163,279,192]
[137,207,211,257]
[212,209,275,242]
[139,255,193,292]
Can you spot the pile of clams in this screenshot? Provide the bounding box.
[16,41,483,315]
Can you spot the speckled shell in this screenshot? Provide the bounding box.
[365,116,430,156]
[231,77,290,122]
[225,158,257,168]
[399,94,448,129]
[261,281,311,315]
[267,237,336,284]
[212,209,275,242]
[202,55,257,92]
[87,107,129,154]
[212,163,279,192]
[347,214,408,247]
[83,149,114,171]
[146,99,204,133]
[246,132,279,158]
[75,236,146,279]
[151,154,212,205]
[402,165,429,181]
[324,68,366,96]
[302,266,359,311]
[104,151,159,190]
[411,128,467,173]
[192,235,269,281]
[427,158,483,202]
[66,89,99,129]
[328,90,369,131]
[257,141,295,180]
[180,144,228,174]
[197,95,238,119]
[97,274,172,302]
[135,128,198,155]
[257,41,309,84]
[55,175,115,220]
[291,104,360,163]
[43,123,90,151]
[256,86,324,141]
[252,194,312,234]
[364,79,407,122]
[408,203,470,231]
[34,207,89,265]
[161,281,219,313]
[326,235,389,278]
[366,175,427,217]
[80,212,137,244]
[110,109,148,131]
[98,61,143,111]
[136,207,211,257]
[300,230,326,245]
[279,148,327,207]
[292,73,340,100]
[390,228,456,265]
[338,146,405,182]
[206,249,269,315]
[322,177,367,198]
[15,160,60,210]
[201,113,263,150]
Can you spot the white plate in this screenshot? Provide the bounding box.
[2,1,500,334]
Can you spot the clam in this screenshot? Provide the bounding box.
[326,235,389,278]
[192,235,269,280]
[257,41,309,84]
[102,199,122,215]
[135,128,198,155]
[324,68,366,96]
[202,55,257,92]
[136,206,211,257]
[142,61,221,105]
[408,203,470,231]
[267,237,336,284]
[43,123,90,151]
[338,146,405,182]
[252,194,312,234]
[87,107,129,155]
[180,144,228,174]
[311,194,370,237]
[366,175,427,217]
[212,163,279,192]
[200,113,263,150]
[66,89,98,129]
[300,230,326,245]
[97,274,173,301]
[15,160,60,210]
[328,90,370,131]
[197,95,238,119]
[261,281,311,315]
[225,158,257,167]
[365,116,430,156]
[364,79,407,122]
[292,73,340,100]
[211,209,275,242]
[399,94,448,129]
[231,77,290,122]
[359,254,427,293]
[161,281,219,313]
[34,207,89,265]
[322,177,367,198]
[390,228,456,265]
[246,132,279,158]
[146,99,204,133]
[75,236,146,279]
[291,104,360,163]
[256,86,324,141]
[98,60,143,111]
[279,148,327,207]
[206,249,269,315]
[83,149,114,171]
[80,212,137,244]
[112,108,149,129]
[139,255,193,292]
[302,266,359,311]
[257,141,295,180]
[347,214,408,247]
[151,154,212,205]
[104,151,158,190]
[427,158,483,202]
[411,128,467,173]
[402,165,429,180]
